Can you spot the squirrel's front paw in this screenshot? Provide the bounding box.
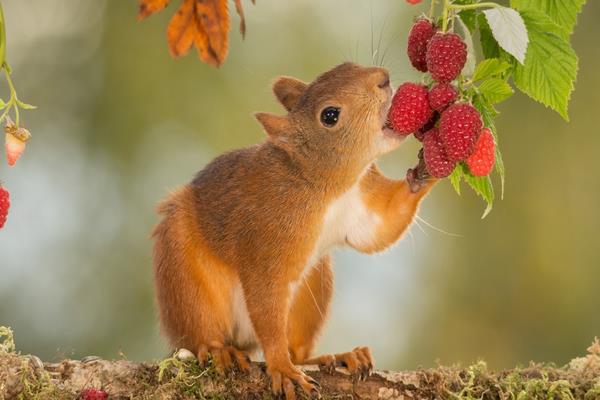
[407,149,434,193]
[268,363,320,400]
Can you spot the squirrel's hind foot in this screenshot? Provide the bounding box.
[303,346,374,381]
[197,344,252,374]
[269,364,321,400]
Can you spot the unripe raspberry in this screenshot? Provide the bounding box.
[466,128,495,176]
[428,83,458,112]
[407,19,436,72]
[388,83,433,135]
[422,128,455,178]
[439,103,483,162]
[426,32,467,83]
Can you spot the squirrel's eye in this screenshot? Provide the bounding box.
[320,107,340,127]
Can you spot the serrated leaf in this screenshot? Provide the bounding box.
[478,14,501,60]
[449,165,463,195]
[483,6,529,64]
[479,78,514,104]
[457,16,476,77]
[513,9,578,121]
[461,164,495,218]
[510,0,586,39]
[473,59,512,82]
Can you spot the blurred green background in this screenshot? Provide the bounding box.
[0,0,599,370]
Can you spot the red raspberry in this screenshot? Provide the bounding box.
[466,128,495,176]
[428,83,458,112]
[439,103,483,162]
[388,83,433,135]
[407,19,436,72]
[0,186,9,229]
[423,128,455,178]
[80,389,108,400]
[426,32,467,83]
[406,0,423,4]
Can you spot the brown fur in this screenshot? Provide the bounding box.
[152,62,436,399]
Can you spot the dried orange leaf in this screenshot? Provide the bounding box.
[195,0,230,67]
[167,0,197,57]
[138,0,171,21]
[194,20,220,66]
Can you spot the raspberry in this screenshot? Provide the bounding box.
[466,128,495,176]
[80,389,108,400]
[415,111,440,142]
[407,19,436,72]
[422,128,455,178]
[4,121,31,167]
[388,83,433,135]
[439,103,483,162]
[428,83,458,112]
[426,32,467,83]
[406,0,423,4]
[0,186,9,229]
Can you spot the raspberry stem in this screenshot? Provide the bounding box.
[0,65,21,127]
[0,4,5,68]
[440,1,501,32]
[441,0,450,32]
[429,0,437,20]
[448,2,501,11]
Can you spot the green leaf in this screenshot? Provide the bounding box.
[473,59,512,82]
[510,0,586,39]
[478,14,501,60]
[461,164,495,218]
[449,165,463,195]
[483,6,529,64]
[458,10,478,33]
[473,94,505,199]
[478,78,514,104]
[17,100,37,110]
[0,98,5,109]
[457,15,476,77]
[513,9,578,121]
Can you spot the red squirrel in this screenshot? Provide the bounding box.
[152,62,436,399]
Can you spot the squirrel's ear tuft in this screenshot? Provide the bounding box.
[272,76,307,112]
[255,112,291,140]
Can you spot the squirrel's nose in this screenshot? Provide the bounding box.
[369,67,390,90]
[378,76,390,89]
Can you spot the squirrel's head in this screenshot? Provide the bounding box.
[256,62,403,178]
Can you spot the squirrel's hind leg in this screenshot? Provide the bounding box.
[152,186,253,373]
[288,255,374,380]
[287,255,334,364]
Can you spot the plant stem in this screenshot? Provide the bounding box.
[441,0,450,32]
[429,0,437,19]
[1,63,19,126]
[0,3,5,68]
[449,2,501,11]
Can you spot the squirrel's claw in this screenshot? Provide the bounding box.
[270,367,321,400]
[407,148,433,193]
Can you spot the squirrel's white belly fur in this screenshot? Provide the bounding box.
[230,171,381,349]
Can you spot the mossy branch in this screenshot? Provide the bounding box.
[1,328,599,399]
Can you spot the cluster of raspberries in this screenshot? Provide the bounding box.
[387,19,495,178]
